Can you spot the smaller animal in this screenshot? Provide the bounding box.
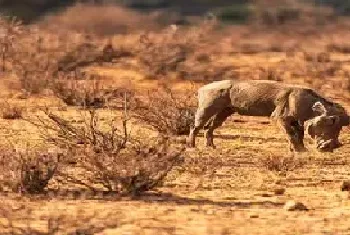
[188,80,349,152]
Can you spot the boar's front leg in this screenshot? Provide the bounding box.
[276,117,306,152]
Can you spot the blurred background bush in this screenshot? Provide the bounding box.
[0,0,349,24]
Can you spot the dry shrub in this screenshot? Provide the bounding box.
[29,107,184,195]
[53,73,136,109]
[135,21,237,81]
[236,41,293,54]
[136,28,193,78]
[0,15,121,96]
[261,153,307,173]
[257,67,284,81]
[179,61,238,81]
[243,51,342,83]
[19,152,59,194]
[2,15,234,92]
[0,16,67,94]
[56,42,101,72]
[0,16,23,72]
[56,41,132,72]
[238,42,266,54]
[132,85,196,135]
[303,51,331,62]
[0,101,23,120]
[305,60,341,79]
[80,137,183,195]
[253,0,335,26]
[53,73,107,108]
[0,148,60,193]
[40,4,160,35]
[7,26,59,94]
[327,43,350,54]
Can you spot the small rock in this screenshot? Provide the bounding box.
[274,188,286,195]
[250,214,259,218]
[274,179,282,185]
[341,181,350,191]
[283,200,308,211]
[15,90,29,99]
[206,209,215,215]
[57,106,68,111]
[254,192,273,197]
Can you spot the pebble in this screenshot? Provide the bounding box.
[274,188,286,195]
[341,181,350,191]
[283,200,308,211]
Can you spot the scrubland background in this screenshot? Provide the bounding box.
[1,1,350,234]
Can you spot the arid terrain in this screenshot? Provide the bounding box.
[1,2,350,235]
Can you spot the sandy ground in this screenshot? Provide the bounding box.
[1,52,350,235]
[1,113,350,235]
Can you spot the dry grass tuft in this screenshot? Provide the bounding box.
[0,148,60,193]
[261,153,307,173]
[1,101,24,120]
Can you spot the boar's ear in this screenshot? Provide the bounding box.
[312,102,327,116]
[322,115,340,126]
[340,115,350,126]
[305,120,316,138]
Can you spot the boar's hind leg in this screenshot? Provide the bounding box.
[188,108,215,148]
[277,117,306,152]
[188,107,219,148]
[204,108,234,148]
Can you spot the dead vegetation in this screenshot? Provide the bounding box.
[1,13,349,99]
[1,3,350,234]
[0,100,24,120]
[52,74,108,108]
[40,4,162,35]
[132,85,197,135]
[25,104,184,195]
[260,153,308,173]
[0,147,60,193]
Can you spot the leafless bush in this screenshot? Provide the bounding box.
[80,137,183,195]
[7,27,59,94]
[52,74,137,109]
[327,43,350,54]
[137,29,192,78]
[0,16,24,72]
[53,73,107,108]
[303,51,331,62]
[257,67,284,81]
[20,152,59,194]
[135,21,237,81]
[0,16,121,96]
[0,148,60,194]
[40,4,161,36]
[56,41,131,72]
[132,85,196,135]
[2,16,234,92]
[0,100,24,120]
[29,106,184,195]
